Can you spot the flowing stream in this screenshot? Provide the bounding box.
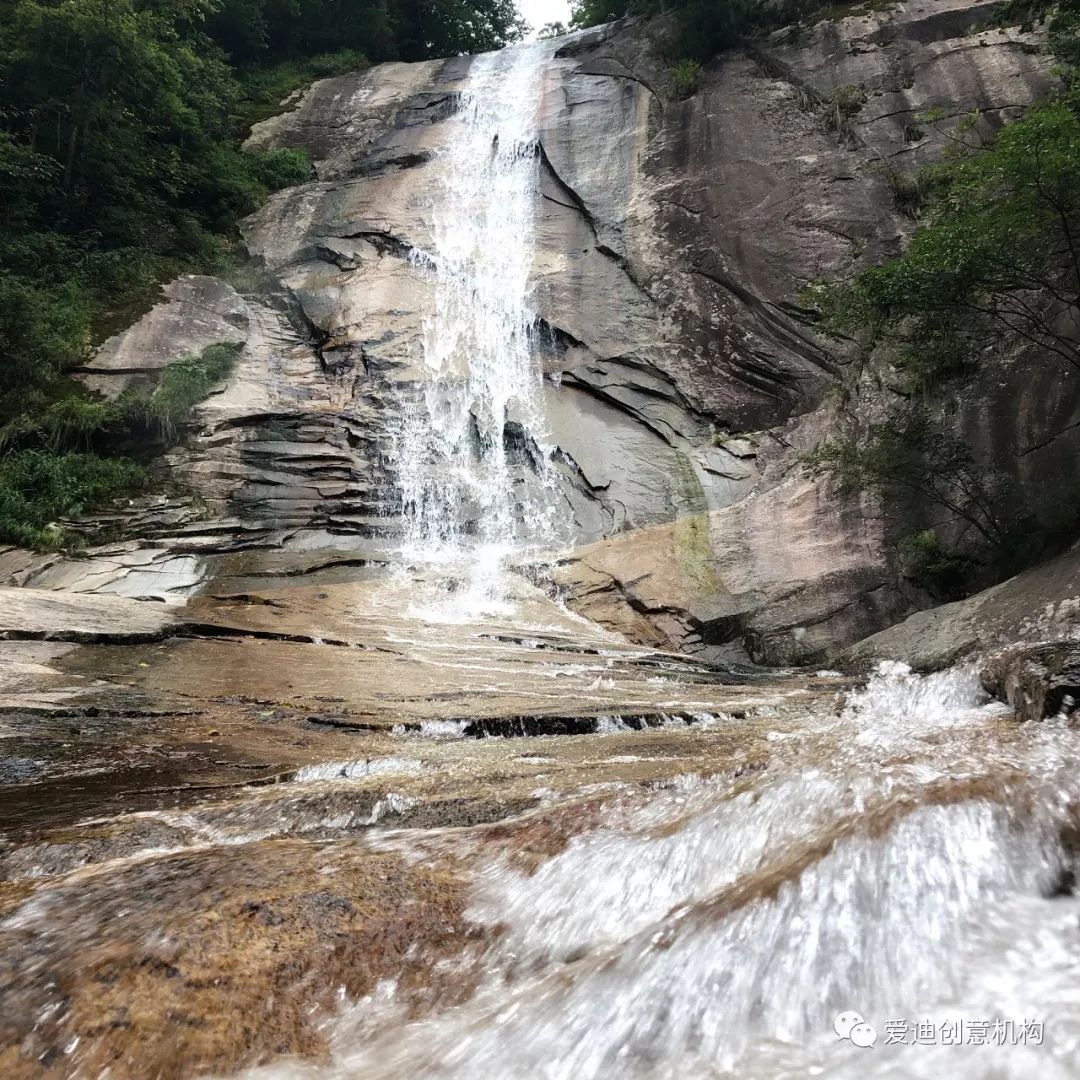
[234,663,1080,1080]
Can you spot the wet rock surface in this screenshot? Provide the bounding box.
[553,478,908,664]
[0,588,185,643]
[0,567,847,1079]
[981,642,1080,722]
[6,621,1074,1080]
[3,555,1080,1080]
[0,842,474,1079]
[80,276,249,401]
[3,655,1073,1079]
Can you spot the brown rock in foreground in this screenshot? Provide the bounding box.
[0,843,474,1080]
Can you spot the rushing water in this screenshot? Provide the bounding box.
[240,664,1080,1079]
[395,42,560,613]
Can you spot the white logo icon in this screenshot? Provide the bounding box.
[835,1011,877,1048]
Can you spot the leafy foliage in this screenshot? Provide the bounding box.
[0,450,145,550]
[897,530,975,600]
[126,343,238,442]
[210,0,525,63]
[569,0,632,28]
[4,343,238,454]
[537,22,571,40]
[803,410,1010,552]
[396,0,527,61]
[0,0,525,547]
[569,0,845,61]
[811,97,1080,384]
[883,167,928,219]
[0,342,235,547]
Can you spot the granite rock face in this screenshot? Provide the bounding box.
[80,277,250,401]
[840,545,1080,671]
[553,474,908,665]
[5,2,1067,661]
[0,587,185,643]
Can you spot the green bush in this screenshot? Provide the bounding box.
[831,83,868,116]
[803,411,1009,553]
[569,0,846,61]
[898,530,975,599]
[670,59,704,99]
[38,396,117,452]
[0,344,237,547]
[569,0,632,27]
[132,344,238,441]
[0,274,91,423]
[0,451,146,550]
[234,50,371,128]
[825,83,867,147]
[8,344,239,455]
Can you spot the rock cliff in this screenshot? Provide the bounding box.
[2,0,1073,664]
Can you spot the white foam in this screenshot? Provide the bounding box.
[291,758,423,782]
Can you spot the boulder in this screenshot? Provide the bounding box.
[841,546,1080,671]
[980,642,1080,722]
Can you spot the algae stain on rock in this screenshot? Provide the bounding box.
[672,449,720,597]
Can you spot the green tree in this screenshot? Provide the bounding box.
[804,411,1009,552]
[537,21,570,39]
[568,0,835,60]
[394,0,526,61]
[812,99,1080,383]
[570,0,631,27]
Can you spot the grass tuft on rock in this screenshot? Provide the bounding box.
[124,344,238,442]
[670,59,704,99]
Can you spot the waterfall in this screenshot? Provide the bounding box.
[394,42,559,614]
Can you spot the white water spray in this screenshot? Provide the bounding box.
[237,664,1080,1080]
[395,43,560,614]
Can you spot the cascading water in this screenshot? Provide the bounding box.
[395,42,560,614]
[237,664,1080,1080]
